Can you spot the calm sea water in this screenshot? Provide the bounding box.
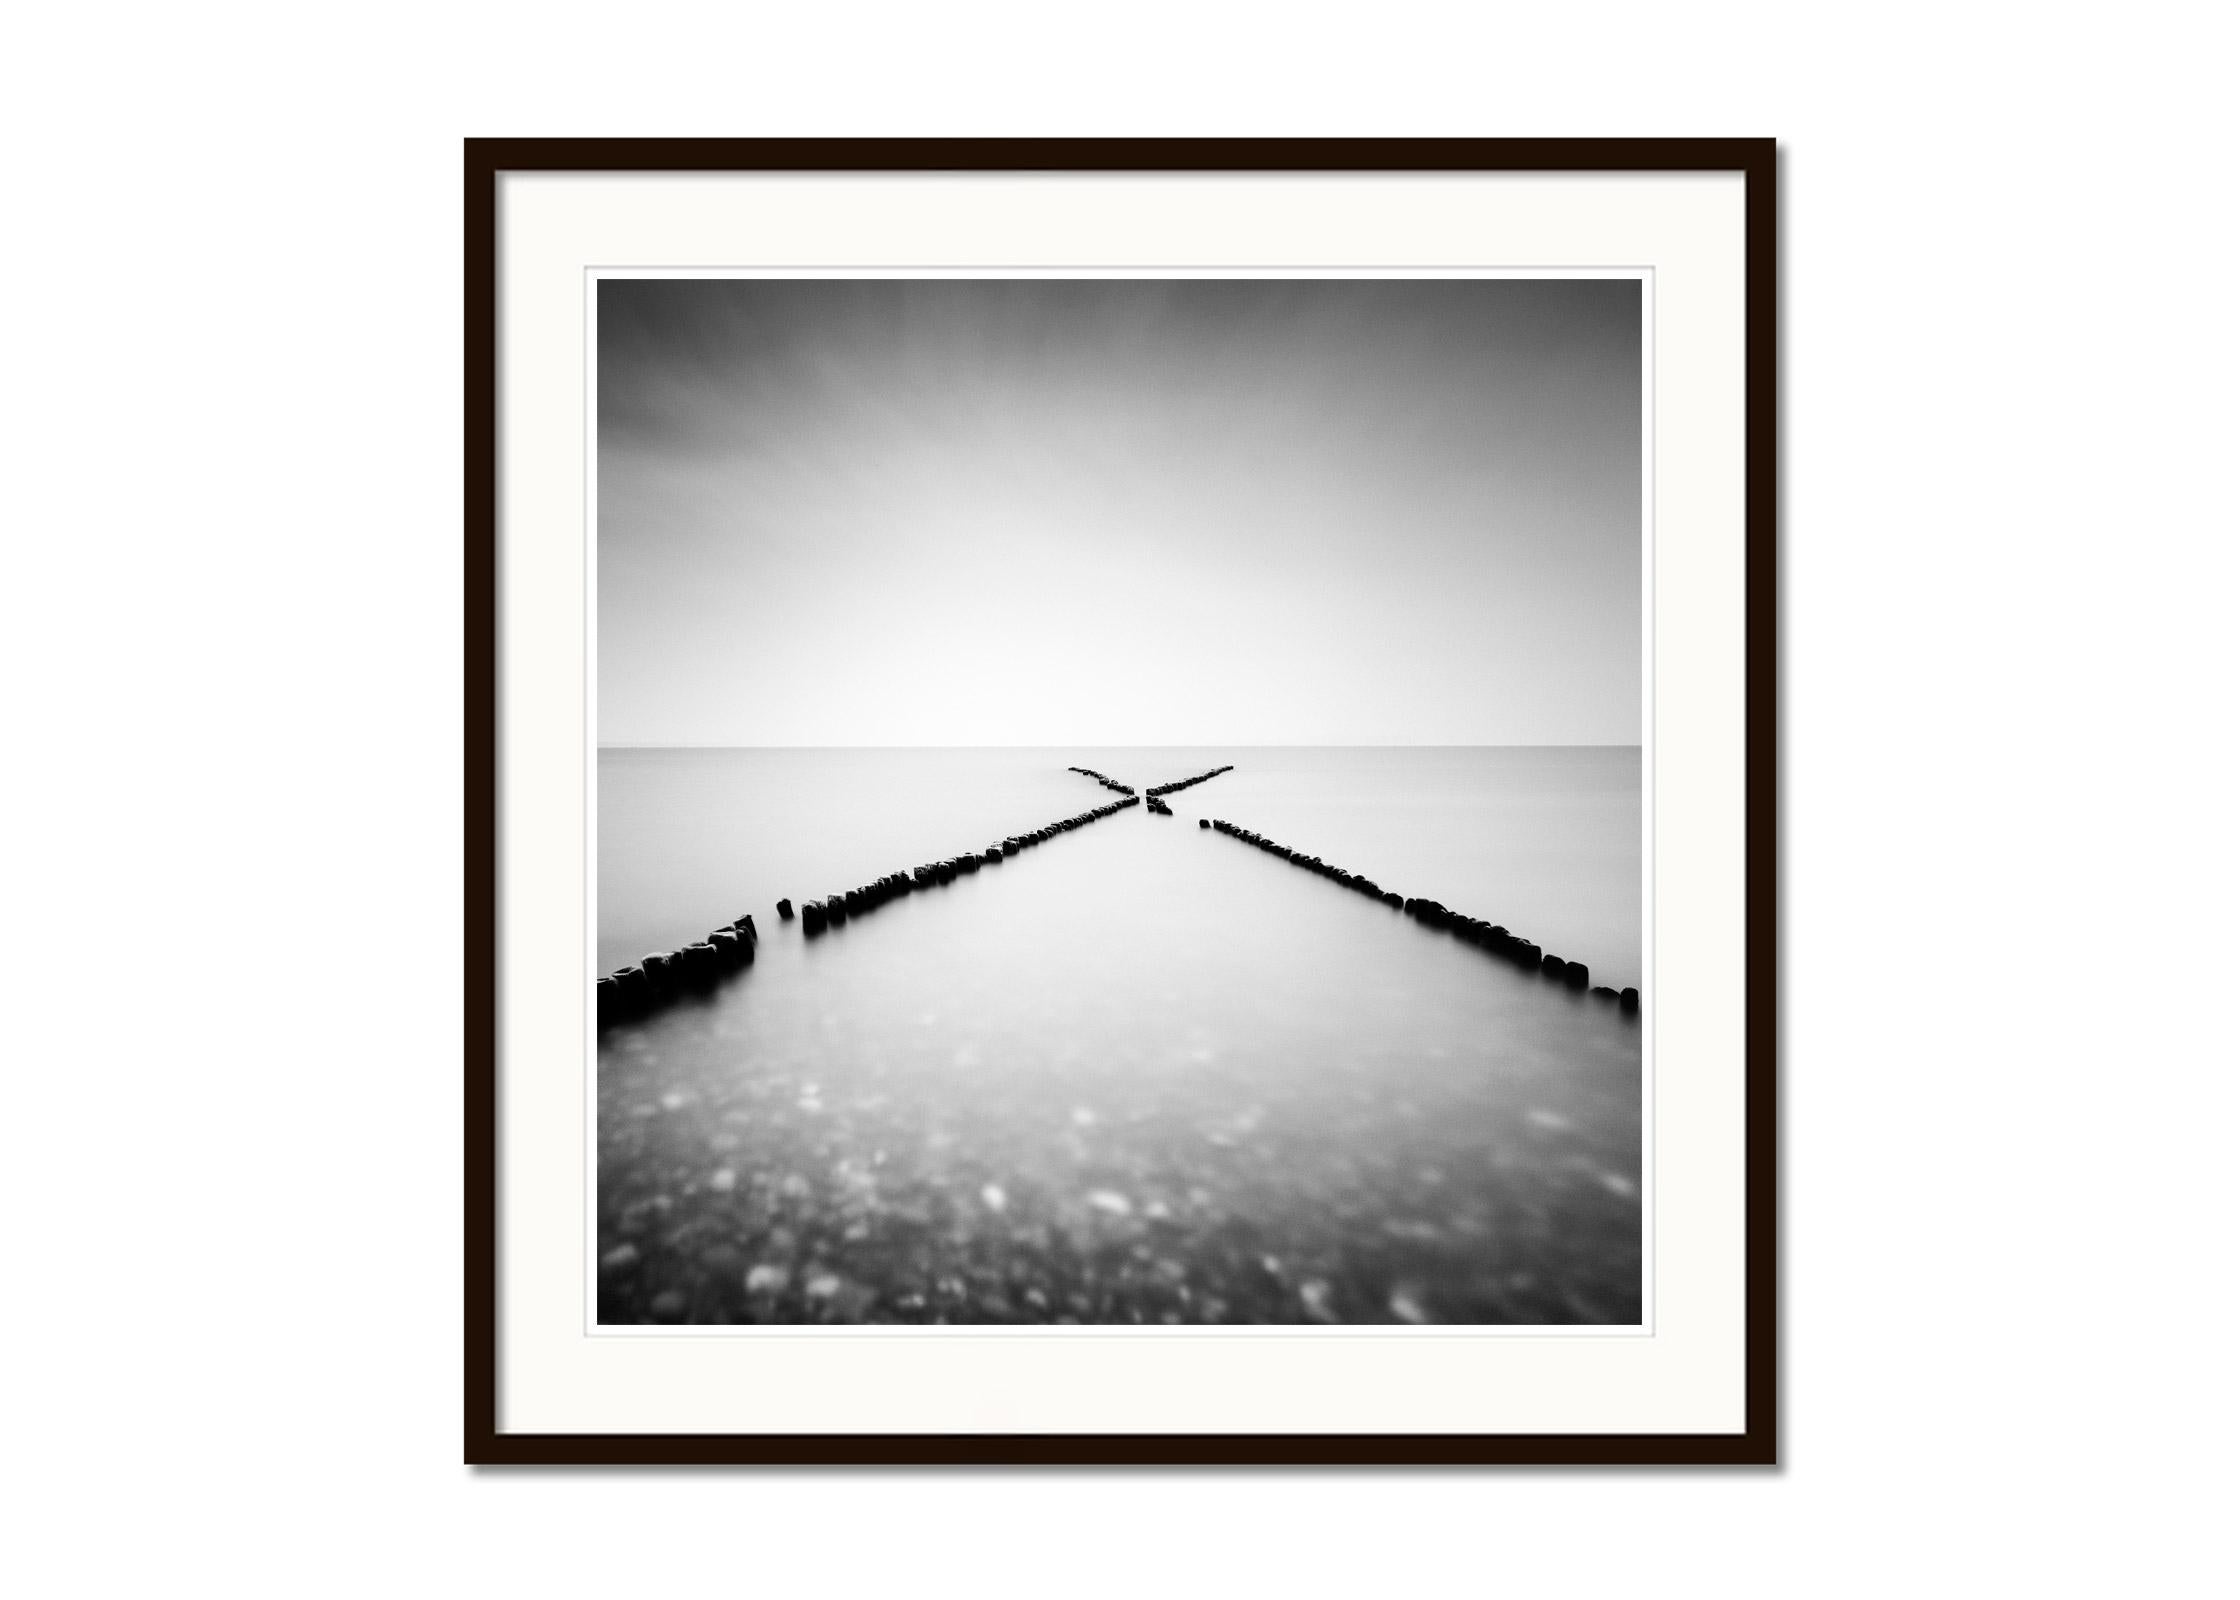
[596,747,1643,1326]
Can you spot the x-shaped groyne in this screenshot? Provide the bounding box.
[597,762,1637,1027]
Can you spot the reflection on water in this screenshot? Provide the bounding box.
[597,750,1642,1326]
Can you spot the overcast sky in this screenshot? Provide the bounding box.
[598,277,1640,746]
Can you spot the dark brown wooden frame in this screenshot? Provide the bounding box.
[467,138,1777,1466]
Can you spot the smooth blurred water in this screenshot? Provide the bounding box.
[596,748,1642,1326]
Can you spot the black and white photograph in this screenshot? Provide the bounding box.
[592,275,1647,1328]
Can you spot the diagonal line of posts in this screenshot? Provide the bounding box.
[598,761,1632,1033]
[597,787,1142,1028]
[1201,816,1638,1017]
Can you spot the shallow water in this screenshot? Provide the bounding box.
[596,748,1642,1326]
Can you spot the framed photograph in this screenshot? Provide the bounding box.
[469,139,1776,1465]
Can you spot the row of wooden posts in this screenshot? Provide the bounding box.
[597,790,1141,1025]
[1202,818,1639,1014]
[599,766,1639,1028]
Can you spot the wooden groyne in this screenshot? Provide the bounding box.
[597,913,759,1026]
[597,797,1142,1029]
[796,794,1141,939]
[1205,819,1638,1014]
[1145,764,1233,798]
[1067,766,1137,796]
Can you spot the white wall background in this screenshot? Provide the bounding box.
[3,4,2232,1594]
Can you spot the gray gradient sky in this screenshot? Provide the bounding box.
[598,277,1640,746]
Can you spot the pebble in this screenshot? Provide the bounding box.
[805,1272,843,1299]
[707,1168,736,1193]
[980,1183,1008,1213]
[649,1290,687,1322]
[599,1244,639,1273]
[1299,1280,1338,1323]
[1382,1219,1443,1242]
[1087,1190,1133,1217]
[1389,1287,1432,1324]
[745,1264,789,1294]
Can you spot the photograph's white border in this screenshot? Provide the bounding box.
[500,172,1746,1435]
